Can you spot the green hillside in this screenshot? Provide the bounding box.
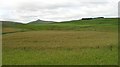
[2,18,118,34]
[2,18,118,65]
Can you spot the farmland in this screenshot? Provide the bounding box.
[2,18,118,65]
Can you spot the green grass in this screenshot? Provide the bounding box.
[2,18,118,65]
[3,47,118,65]
[3,31,118,65]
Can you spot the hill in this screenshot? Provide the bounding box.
[2,18,118,33]
[28,19,54,24]
[2,21,23,27]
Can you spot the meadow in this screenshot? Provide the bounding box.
[2,18,118,65]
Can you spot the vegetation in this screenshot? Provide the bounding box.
[2,18,118,65]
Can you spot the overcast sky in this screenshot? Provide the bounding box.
[0,0,119,23]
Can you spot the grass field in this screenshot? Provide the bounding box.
[2,18,118,65]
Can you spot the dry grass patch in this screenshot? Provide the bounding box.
[3,31,118,50]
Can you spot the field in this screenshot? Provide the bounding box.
[2,18,118,65]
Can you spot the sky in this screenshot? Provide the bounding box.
[0,0,119,23]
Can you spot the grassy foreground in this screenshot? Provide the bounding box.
[2,18,118,65]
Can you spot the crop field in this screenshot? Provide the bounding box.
[2,18,118,65]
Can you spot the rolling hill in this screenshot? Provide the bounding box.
[2,18,118,65]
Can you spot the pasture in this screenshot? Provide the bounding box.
[2,18,118,65]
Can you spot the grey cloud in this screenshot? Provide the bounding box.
[18,1,108,11]
[0,0,119,23]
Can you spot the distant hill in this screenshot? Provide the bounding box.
[59,18,118,24]
[2,21,22,24]
[1,18,118,32]
[28,19,54,24]
[1,18,118,26]
[1,21,23,27]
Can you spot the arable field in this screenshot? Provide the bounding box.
[2,18,118,65]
